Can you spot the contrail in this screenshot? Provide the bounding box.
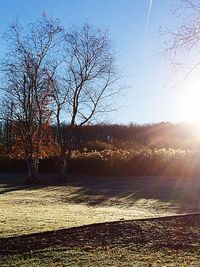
[145,0,153,30]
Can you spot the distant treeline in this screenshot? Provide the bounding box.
[1,122,200,154]
[55,122,200,148]
[54,122,200,147]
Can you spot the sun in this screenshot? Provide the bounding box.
[178,75,200,125]
[180,88,200,124]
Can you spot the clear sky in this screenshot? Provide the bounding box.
[0,0,193,124]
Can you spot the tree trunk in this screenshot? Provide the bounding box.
[58,148,72,181]
[27,157,39,183]
[59,154,67,180]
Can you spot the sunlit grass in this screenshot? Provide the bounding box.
[0,184,176,238]
[0,174,199,238]
[1,245,200,266]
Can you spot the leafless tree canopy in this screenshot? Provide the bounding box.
[166,0,200,56]
[63,24,118,126]
[162,0,200,86]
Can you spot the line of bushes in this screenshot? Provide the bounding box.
[1,147,200,178]
[69,149,200,177]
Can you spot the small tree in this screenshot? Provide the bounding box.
[1,15,62,182]
[52,24,120,179]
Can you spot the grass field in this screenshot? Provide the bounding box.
[0,173,200,266]
[1,215,200,266]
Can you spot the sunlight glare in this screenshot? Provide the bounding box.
[179,76,200,125]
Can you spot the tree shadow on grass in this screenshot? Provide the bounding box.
[57,176,200,213]
[0,173,199,214]
[0,184,35,195]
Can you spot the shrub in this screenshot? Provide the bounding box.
[80,140,113,152]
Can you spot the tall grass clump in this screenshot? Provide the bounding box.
[70,146,191,176]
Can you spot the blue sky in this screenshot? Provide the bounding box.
[0,0,190,124]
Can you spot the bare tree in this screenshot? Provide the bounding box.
[1,15,62,182]
[52,24,120,179]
